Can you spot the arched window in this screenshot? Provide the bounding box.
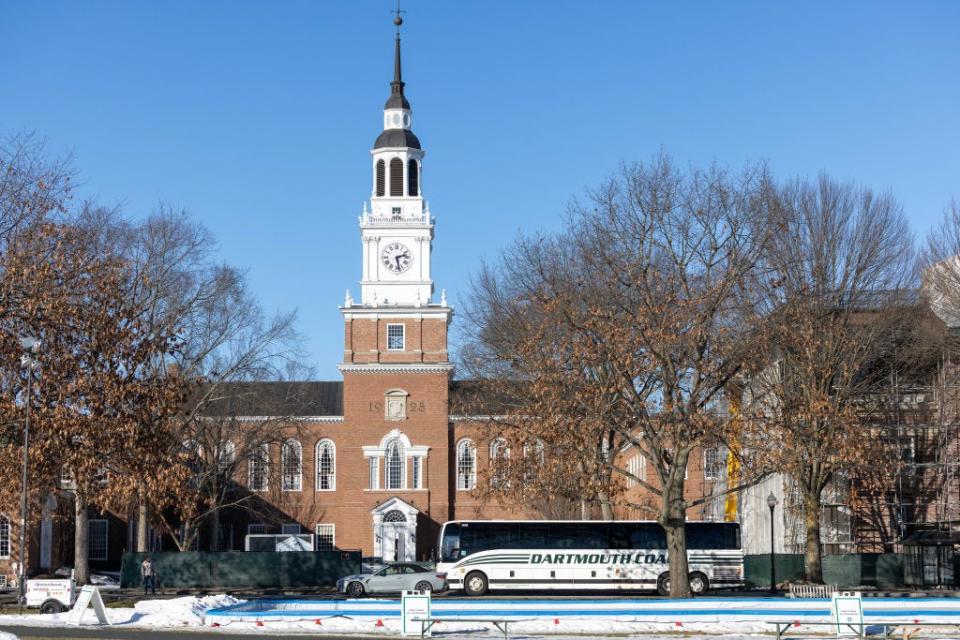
[316,439,336,491]
[489,438,510,489]
[386,439,405,490]
[249,443,269,492]
[375,159,386,197]
[407,159,419,196]
[389,158,404,196]
[456,439,476,491]
[383,510,406,523]
[281,439,302,491]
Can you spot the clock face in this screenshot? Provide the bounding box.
[381,242,413,273]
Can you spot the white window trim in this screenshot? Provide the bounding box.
[704,447,723,481]
[281,439,303,492]
[0,516,10,559]
[249,443,269,492]
[88,519,108,561]
[368,456,380,490]
[315,439,336,491]
[412,455,423,489]
[315,523,335,551]
[386,323,405,351]
[456,438,477,491]
[385,440,407,490]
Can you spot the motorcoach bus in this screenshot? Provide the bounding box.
[436,519,742,596]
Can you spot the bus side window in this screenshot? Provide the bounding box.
[521,523,548,548]
[609,523,632,549]
[633,523,666,549]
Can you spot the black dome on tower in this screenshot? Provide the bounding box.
[373,20,421,150]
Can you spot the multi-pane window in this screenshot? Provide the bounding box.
[490,438,509,489]
[456,439,476,491]
[412,456,422,489]
[249,444,269,492]
[248,523,267,536]
[386,440,405,490]
[369,457,380,490]
[316,439,336,491]
[217,441,235,473]
[315,524,335,551]
[387,324,405,351]
[628,456,638,487]
[282,439,302,491]
[0,517,9,558]
[704,447,724,481]
[88,519,108,561]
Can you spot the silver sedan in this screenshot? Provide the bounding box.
[337,563,447,596]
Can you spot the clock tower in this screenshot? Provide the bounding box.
[340,15,452,369]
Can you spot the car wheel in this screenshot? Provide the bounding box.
[656,572,670,596]
[689,572,709,595]
[347,581,365,597]
[40,599,66,614]
[464,571,488,596]
[414,580,433,593]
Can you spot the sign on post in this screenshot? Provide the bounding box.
[831,591,863,637]
[66,585,112,626]
[401,589,431,637]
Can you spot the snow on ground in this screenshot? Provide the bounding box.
[0,595,959,637]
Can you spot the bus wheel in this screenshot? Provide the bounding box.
[689,572,709,595]
[656,573,670,596]
[464,571,488,596]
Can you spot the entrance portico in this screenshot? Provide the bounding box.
[372,497,419,562]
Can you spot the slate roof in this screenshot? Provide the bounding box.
[197,381,343,417]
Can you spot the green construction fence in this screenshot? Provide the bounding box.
[744,553,905,589]
[120,550,361,589]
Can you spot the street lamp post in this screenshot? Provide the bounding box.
[17,337,40,612]
[767,492,779,595]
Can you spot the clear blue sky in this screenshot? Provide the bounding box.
[3,1,958,379]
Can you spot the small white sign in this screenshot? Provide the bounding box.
[66,585,112,626]
[401,589,431,637]
[831,591,863,637]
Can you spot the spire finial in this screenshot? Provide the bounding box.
[392,0,405,33]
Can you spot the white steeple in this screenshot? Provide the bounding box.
[357,18,434,308]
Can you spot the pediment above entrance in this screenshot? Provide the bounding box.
[371,496,419,524]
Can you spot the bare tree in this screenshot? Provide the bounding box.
[462,155,774,597]
[756,175,916,582]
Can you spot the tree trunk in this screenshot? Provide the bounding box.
[74,494,89,585]
[598,489,614,521]
[136,482,148,553]
[208,509,220,552]
[804,489,823,583]
[661,473,691,598]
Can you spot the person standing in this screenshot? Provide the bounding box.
[140,556,156,596]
